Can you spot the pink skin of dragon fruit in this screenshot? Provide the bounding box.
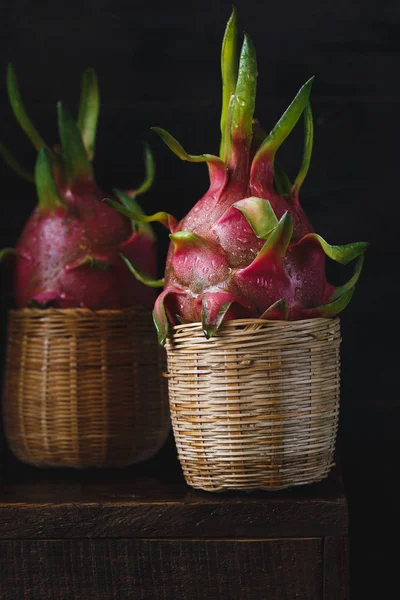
[14,179,157,309]
[107,9,368,343]
[0,67,158,310]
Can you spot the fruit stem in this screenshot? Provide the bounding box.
[135,143,155,196]
[7,64,47,151]
[77,68,99,162]
[291,101,314,201]
[250,77,314,191]
[57,102,93,184]
[0,142,34,182]
[220,8,238,161]
[35,148,65,212]
[228,33,257,180]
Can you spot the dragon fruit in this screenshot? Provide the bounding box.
[107,9,368,344]
[0,66,159,310]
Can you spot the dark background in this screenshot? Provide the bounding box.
[0,0,398,597]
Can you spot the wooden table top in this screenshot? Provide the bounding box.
[0,441,348,540]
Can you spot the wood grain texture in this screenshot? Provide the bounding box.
[0,455,348,540]
[0,539,322,600]
[323,536,349,600]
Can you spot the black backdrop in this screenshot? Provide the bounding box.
[0,0,398,596]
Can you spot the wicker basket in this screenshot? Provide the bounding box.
[2,308,170,468]
[165,317,341,492]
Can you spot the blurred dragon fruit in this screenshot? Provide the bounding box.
[0,66,159,310]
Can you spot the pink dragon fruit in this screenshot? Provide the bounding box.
[107,9,368,343]
[0,66,159,310]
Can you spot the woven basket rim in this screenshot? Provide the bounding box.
[9,307,152,317]
[169,316,340,334]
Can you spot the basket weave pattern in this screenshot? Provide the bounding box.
[3,308,170,468]
[166,318,341,491]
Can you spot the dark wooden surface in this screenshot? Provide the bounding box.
[0,447,349,599]
[323,537,349,600]
[1,539,323,600]
[0,446,348,541]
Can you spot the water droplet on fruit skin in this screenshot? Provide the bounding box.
[256,276,265,288]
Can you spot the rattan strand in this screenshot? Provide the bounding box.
[165,317,341,491]
[3,308,170,468]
